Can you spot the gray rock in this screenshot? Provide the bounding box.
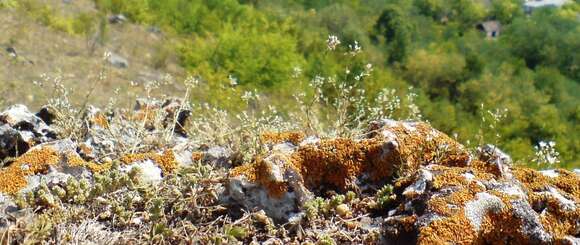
[23,168,73,193]
[0,194,18,228]
[402,169,433,198]
[108,14,127,24]
[464,192,504,231]
[120,159,163,185]
[511,199,553,244]
[107,53,129,69]
[204,146,232,167]
[223,177,308,223]
[5,47,16,58]
[0,124,24,159]
[0,105,57,158]
[172,142,195,167]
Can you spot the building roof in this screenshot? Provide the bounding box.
[524,0,569,8]
[478,21,501,33]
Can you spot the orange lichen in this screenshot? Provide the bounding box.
[513,167,580,200]
[476,210,529,244]
[418,214,476,244]
[191,152,204,162]
[470,160,502,177]
[260,132,305,145]
[0,147,60,194]
[78,143,93,156]
[414,165,579,244]
[385,215,418,233]
[373,122,470,172]
[430,166,494,190]
[290,138,375,190]
[91,113,109,129]
[230,154,296,197]
[427,187,479,216]
[120,150,177,174]
[536,194,580,239]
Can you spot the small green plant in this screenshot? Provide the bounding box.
[376,184,395,209]
[316,234,336,245]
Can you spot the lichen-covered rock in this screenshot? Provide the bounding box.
[0,139,94,194]
[383,158,580,244]
[223,153,311,222]
[225,120,471,221]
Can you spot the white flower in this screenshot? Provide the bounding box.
[348,41,362,56]
[228,75,238,86]
[534,140,560,166]
[292,66,302,78]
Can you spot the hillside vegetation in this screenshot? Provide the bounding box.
[91,0,580,168]
[1,1,579,167]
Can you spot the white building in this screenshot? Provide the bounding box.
[524,0,570,14]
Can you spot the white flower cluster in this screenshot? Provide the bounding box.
[327,35,341,51]
[292,66,302,78]
[348,41,362,56]
[406,87,422,120]
[241,90,260,104]
[228,75,238,86]
[533,141,560,166]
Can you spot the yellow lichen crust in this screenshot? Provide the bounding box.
[0,147,60,194]
[120,150,177,174]
[66,153,87,167]
[260,132,305,146]
[86,161,112,173]
[513,167,580,240]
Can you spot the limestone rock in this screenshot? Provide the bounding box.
[120,159,163,184]
[0,105,57,158]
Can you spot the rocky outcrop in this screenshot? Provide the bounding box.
[223,120,472,222]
